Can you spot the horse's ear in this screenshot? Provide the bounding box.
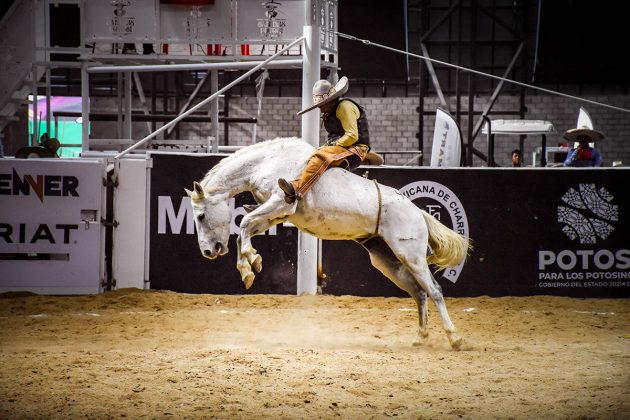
[193,181,205,198]
[184,188,193,197]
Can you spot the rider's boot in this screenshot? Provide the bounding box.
[278,178,297,204]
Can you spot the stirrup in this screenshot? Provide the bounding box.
[278,178,297,204]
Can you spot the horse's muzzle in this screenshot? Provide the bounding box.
[203,243,228,260]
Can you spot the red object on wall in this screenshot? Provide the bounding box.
[240,44,250,56]
[162,44,169,54]
[160,0,214,4]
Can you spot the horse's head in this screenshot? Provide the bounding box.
[185,181,230,260]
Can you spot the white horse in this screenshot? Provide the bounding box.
[185,137,470,349]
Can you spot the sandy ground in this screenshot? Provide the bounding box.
[0,289,629,419]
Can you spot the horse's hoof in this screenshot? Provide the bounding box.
[243,273,255,290]
[412,338,424,347]
[251,254,262,273]
[448,334,463,350]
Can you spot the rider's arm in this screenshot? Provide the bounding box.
[593,148,602,167]
[563,149,578,166]
[330,100,360,147]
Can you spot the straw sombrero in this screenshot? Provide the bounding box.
[563,128,605,143]
[297,76,349,116]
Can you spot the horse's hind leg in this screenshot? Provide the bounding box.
[405,257,461,349]
[378,232,462,349]
[359,238,429,344]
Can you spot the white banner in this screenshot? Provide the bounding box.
[576,107,595,148]
[430,108,461,167]
[577,107,594,129]
[0,159,106,294]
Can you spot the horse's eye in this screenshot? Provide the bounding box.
[197,214,205,221]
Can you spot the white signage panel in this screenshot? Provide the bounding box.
[0,159,106,294]
[160,0,232,43]
[84,0,158,42]
[320,0,337,53]
[236,0,304,42]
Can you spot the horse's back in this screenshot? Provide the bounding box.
[289,168,409,240]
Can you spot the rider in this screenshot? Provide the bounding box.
[277,76,382,204]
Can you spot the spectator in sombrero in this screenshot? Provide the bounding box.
[562,128,604,167]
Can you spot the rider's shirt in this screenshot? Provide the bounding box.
[324,99,370,148]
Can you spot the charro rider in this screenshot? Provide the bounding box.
[277,76,382,204]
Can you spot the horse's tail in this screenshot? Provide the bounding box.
[421,209,472,271]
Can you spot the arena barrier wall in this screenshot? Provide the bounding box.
[148,154,628,298]
[323,167,629,298]
[0,158,107,294]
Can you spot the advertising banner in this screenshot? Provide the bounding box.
[235,0,304,43]
[430,109,462,167]
[84,0,158,42]
[160,0,232,43]
[148,153,628,298]
[149,153,298,294]
[322,167,629,298]
[0,159,106,294]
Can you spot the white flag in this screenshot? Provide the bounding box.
[430,108,462,167]
[576,107,594,148]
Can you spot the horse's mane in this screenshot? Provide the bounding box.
[200,137,303,190]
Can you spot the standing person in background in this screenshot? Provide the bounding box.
[562,128,604,167]
[511,149,523,167]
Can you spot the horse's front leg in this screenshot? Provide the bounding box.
[238,196,295,289]
[236,236,256,289]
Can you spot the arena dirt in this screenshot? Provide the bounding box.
[1,289,628,419]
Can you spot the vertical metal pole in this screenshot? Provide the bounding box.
[455,0,462,128]
[210,69,219,152]
[31,0,38,146]
[117,73,123,139]
[32,64,38,145]
[45,68,51,137]
[124,72,132,139]
[175,72,181,139]
[223,72,230,145]
[297,0,320,296]
[81,61,90,151]
[466,1,477,166]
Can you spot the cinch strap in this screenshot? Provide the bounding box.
[372,179,382,237]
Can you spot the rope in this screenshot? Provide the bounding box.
[336,31,630,115]
[373,179,382,237]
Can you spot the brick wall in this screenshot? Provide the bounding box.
[218,94,630,167]
[90,93,630,167]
